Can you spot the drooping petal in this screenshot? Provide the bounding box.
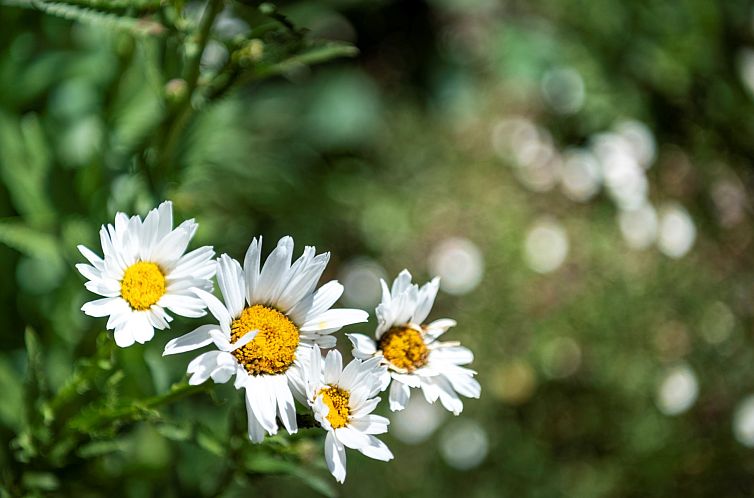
[388,379,411,411]
[347,333,377,359]
[357,434,393,462]
[325,431,347,483]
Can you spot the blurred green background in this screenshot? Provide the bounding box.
[2,0,754,496]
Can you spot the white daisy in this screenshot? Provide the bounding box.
[299,345,392,483]
[77,201,216,348]
[162,236,369,443]
[348,270,481,415]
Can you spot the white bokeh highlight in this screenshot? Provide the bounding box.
[524,218,569,273]
[656,364,699,416]
[428,237,484,295]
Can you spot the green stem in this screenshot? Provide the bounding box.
[149,0,223,195]
[70,380,212,432]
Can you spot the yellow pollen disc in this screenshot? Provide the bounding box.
[318,386,350,429]
[230,305,300,375]
[120,261,166,311]
[378,326,429,372]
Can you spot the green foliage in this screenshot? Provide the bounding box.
[1,0,754,497]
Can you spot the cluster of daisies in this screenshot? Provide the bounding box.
[77,201,480,483]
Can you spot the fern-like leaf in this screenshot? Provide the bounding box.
[1,0,166,36]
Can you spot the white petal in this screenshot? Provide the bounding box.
[245,392,267,443]
[131,313,155,344]
[156,200,174,238]
[324,349,343,385]
[325,431,347,483]
[424,318,457,342]
[444,369,481,399]
[151,227,191,266]
[113,327,135,348]
[78,245,104,270]
[335,426,371,451]
[350,397,379,418]
[347,333,377,359]
[82,297,128,317]
[245,376,279,434]
[388,380,411,411]
[76,263,100,281]
[84,279,120,298]
[243,237,262,305]
[349,414,389,435]
[253,236,293,305]
[168,246,216,279]
[431,345,474,365]
[216,254,245,318]
[158,293,208,318]
[210,365,235,383]
[412,277,439,325]
[358,435,393,462]
[429,376,464,415]
[391,270,413,296]
[300,308,368,333]
[287,280,343,326]
[163,324,218,355]
[277,251,329,313]
[275,376,298,435]
[191,288,231,334]
[391,372,421,388]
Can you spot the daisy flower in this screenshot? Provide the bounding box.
[299,345,392,483]
[348,270,481,415]
[163,236,369,442]
[77,201,216,348]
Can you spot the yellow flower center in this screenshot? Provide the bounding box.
[318,385,350,429]
[378,326,429,372]
[120,261,166,311]
[230,304,300,375]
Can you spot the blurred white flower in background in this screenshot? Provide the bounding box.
[592,132,648,211]
[428,237,484,295]
[391,395,446,444]
[733,395,754,447]
[491,118,561,192]
[737,48,754,98]
[618,203,658,250]
[614,120,656,169]
[657,203,696,259]
[524,218,569,273]
[656,364,698,416]
[495,114,696,259]
[339,258,387,309]
[541,66,585,115]
[439,420,489,470]
[560,148,601,202]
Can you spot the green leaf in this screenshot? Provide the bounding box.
[0,112,53,225]
[245,454,336,498]
[0,357,25,431]
[1,0,167,36]
[23,328,48,430]
[249,41,359,82]
[21,471,59,491]
[77,438,128,458]
[0,222,59,261]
